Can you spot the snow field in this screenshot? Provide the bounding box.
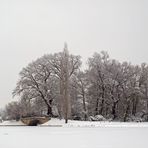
[0,118,148,148]
[0,126,148,148]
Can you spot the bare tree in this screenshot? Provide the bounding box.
[59,44,81,123]
[10,49,148,122]
[13,57,55,116]
[13,44,81,123]
[87,51,110,116]
[60,44,70,123]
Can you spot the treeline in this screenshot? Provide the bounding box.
[2,47,148,122]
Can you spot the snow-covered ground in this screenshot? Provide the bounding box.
[0,119,148,148]
[1,118,148,127]
[43,118,148,128]
[0,126,148,148]
[0,120,25,126]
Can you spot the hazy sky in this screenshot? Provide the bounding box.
[0,0,148,108]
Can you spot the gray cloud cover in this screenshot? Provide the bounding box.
[0,0,148,107]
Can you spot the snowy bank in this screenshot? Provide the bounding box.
[1,118,148,127]
[42,118,148,128]
[0,120,25,126]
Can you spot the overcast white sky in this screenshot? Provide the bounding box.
[0,0,148,108]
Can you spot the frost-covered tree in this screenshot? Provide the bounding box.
[138,63,148,120]
[13,56,57,116]
[13,45,81,123]
[52,44,81,123]
[86,51,147,121]
[8,49,148,122]
[5,101,22,120]
[71,71,88,120]
[87,51,110,116]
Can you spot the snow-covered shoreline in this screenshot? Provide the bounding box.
[43,118,148,128]
[1,118,148,128]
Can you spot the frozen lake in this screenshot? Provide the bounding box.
[0,126,148,148]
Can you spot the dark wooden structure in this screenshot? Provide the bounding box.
[21,116,50,126]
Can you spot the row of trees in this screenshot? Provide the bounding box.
[2,46,148,122]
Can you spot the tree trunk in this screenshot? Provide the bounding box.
[99,99,104,115]
[82,93,87,120]
[39,91,53,117]
[47,99,53,116]
[112,101,118,120]
[99,86,105,115]
[132,97,138,116]
[123,102,130,122]
[47,105,52,116]
[95,97,99,115]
